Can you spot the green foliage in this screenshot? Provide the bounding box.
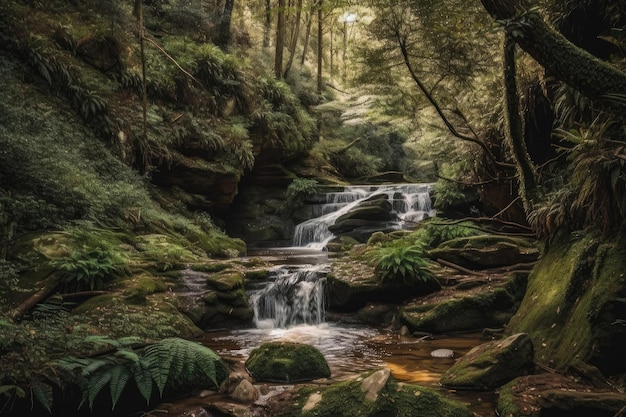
[57,337,227,410]
[432,161,476,211]
[370,241,433,286]
[51,228,129,292]
[283,178,319,213]
[420,220,484,248]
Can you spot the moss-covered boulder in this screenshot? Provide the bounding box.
[428,235,540,270]
[505,230,626,374]
[176,268,253,328]
[497,373,626,417]
[327,257,440,311]
[286,370,472,417]
[245,342,331,382]
[440,333,534,390]
[398,272,526,333]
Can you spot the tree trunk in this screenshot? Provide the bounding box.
[480,0,626,100]
[317,0,323,94]
[216,0,235,47]
[300,0,315,65]
[275,0,286,78]
[263,0,271,47]
[283,0,303,78]
[503,32,537,212]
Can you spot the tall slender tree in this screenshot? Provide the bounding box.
[275,0,286,78]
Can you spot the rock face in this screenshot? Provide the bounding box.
[245,342,331,382]
[290,370,472,417]
[328,195,397,243]
[440,333,535,390]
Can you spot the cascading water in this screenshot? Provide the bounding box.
[293,183,435,249]
[249,265,326,329]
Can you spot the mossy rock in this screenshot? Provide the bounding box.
[440,333,535,390]
[207,271,244,291]
[123,275,168,304]
[245,342,331,382]
[505,230,626,374]
[72,294,203,339]
[286,370,472,417]
[428,235,539,269]
[399,273,526,333]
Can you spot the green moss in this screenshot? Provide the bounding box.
[506,232,599,369]
[244,269,271,281]
[207,271,244,291]
[285,376,471,417]
[191,263,231,273]
[123,275,168,304]
[245,342,331,382]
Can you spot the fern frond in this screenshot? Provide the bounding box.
[87,371,112,408]
[143,341,174,396]
[131,358,154,404]
[30,381,53,413]
[109,365,132,410]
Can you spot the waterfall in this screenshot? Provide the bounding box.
[249,265,326,329]
[293,183,435,249]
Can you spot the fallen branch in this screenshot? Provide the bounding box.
[10,282,59,321]
[435,258,485,276]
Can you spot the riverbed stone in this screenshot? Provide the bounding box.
[360,368,391,401]
[440,333,534,390]
[245,342,331,382]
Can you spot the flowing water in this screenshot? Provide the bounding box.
[199,184,496,415]
[293,183,436,249]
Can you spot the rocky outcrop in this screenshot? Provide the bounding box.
[328,195,397,242]
[497,372,626,417]
[440,333,535,390]
[326,257,441,311]
[505,230,626,374]
[245,342,331,382]
[428,235,540,270]
[398,272,526,334]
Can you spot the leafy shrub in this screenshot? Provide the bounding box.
[283,178,319,213]
[57,336,227,410]
[370,242,433,286]
[421,220,483,247]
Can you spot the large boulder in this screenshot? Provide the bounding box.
[245,342,331,382]
[326,257,441,311]
[398,272,526,334]
[440,333,534,390]
[497,372,626,417]
[505,230,626,374]
[289,369,472,417]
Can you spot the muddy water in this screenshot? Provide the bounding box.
[203,324,497,416]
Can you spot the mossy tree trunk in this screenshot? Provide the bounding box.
[480,0,626,100]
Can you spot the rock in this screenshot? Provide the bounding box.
[209,402,255,417]
[505,231,626,374]
[245,342,331,382]
[431,349,454,358]
[302,392,323,411]
[76,35,121,71]
[286,371,472,417]
[428,235,539,269]
[360,368,391,401]
[440,333,534,390]
[497,373,626,417]
[327,259,441,312]
[230,379,258,403]
[398,272,526,334]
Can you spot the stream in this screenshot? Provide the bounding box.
[201,184,497,416]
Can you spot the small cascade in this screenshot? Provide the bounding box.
[293,183,435,248]
[249,265,326,329]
